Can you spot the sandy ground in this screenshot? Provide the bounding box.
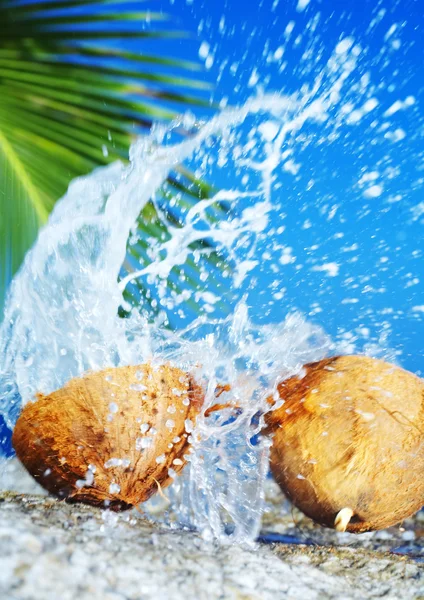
[0,486,422,600]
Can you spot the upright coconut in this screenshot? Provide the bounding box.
[266,355,424,533]
[12,363,203,510]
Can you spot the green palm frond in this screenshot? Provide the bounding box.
[119,175,233,325]
[0,0,230,319]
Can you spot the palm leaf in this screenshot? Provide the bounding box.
[0,130,46,297]
[0,0,228,320]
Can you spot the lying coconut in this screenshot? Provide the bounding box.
[12,363,203,510]
[265,355,424,533]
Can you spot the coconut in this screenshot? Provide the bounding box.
[12,363,204,510]
[265,355,424,533]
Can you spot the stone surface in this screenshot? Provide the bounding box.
[0,491,422,600]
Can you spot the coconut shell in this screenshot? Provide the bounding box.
[12,364,203,510]
[266,355,424,533]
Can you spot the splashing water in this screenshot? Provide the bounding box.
[0,34,420,543]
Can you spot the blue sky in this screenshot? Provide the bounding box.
[31,0,423,373]
[142,0,423,374]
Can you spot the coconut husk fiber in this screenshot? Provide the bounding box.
[12,364,204,510]
[266,355,424,533]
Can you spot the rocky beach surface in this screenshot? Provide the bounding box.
[0,461,422,600]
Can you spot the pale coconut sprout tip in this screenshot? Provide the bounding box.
[334,508,354,532]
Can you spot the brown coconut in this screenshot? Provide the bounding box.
[265,355,424,533]
[12,363,203,510]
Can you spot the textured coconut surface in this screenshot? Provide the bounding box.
[12,364,203,510]
[0,480,423,600]
[267,355,424,533]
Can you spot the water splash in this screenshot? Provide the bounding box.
[0,35,418,542]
